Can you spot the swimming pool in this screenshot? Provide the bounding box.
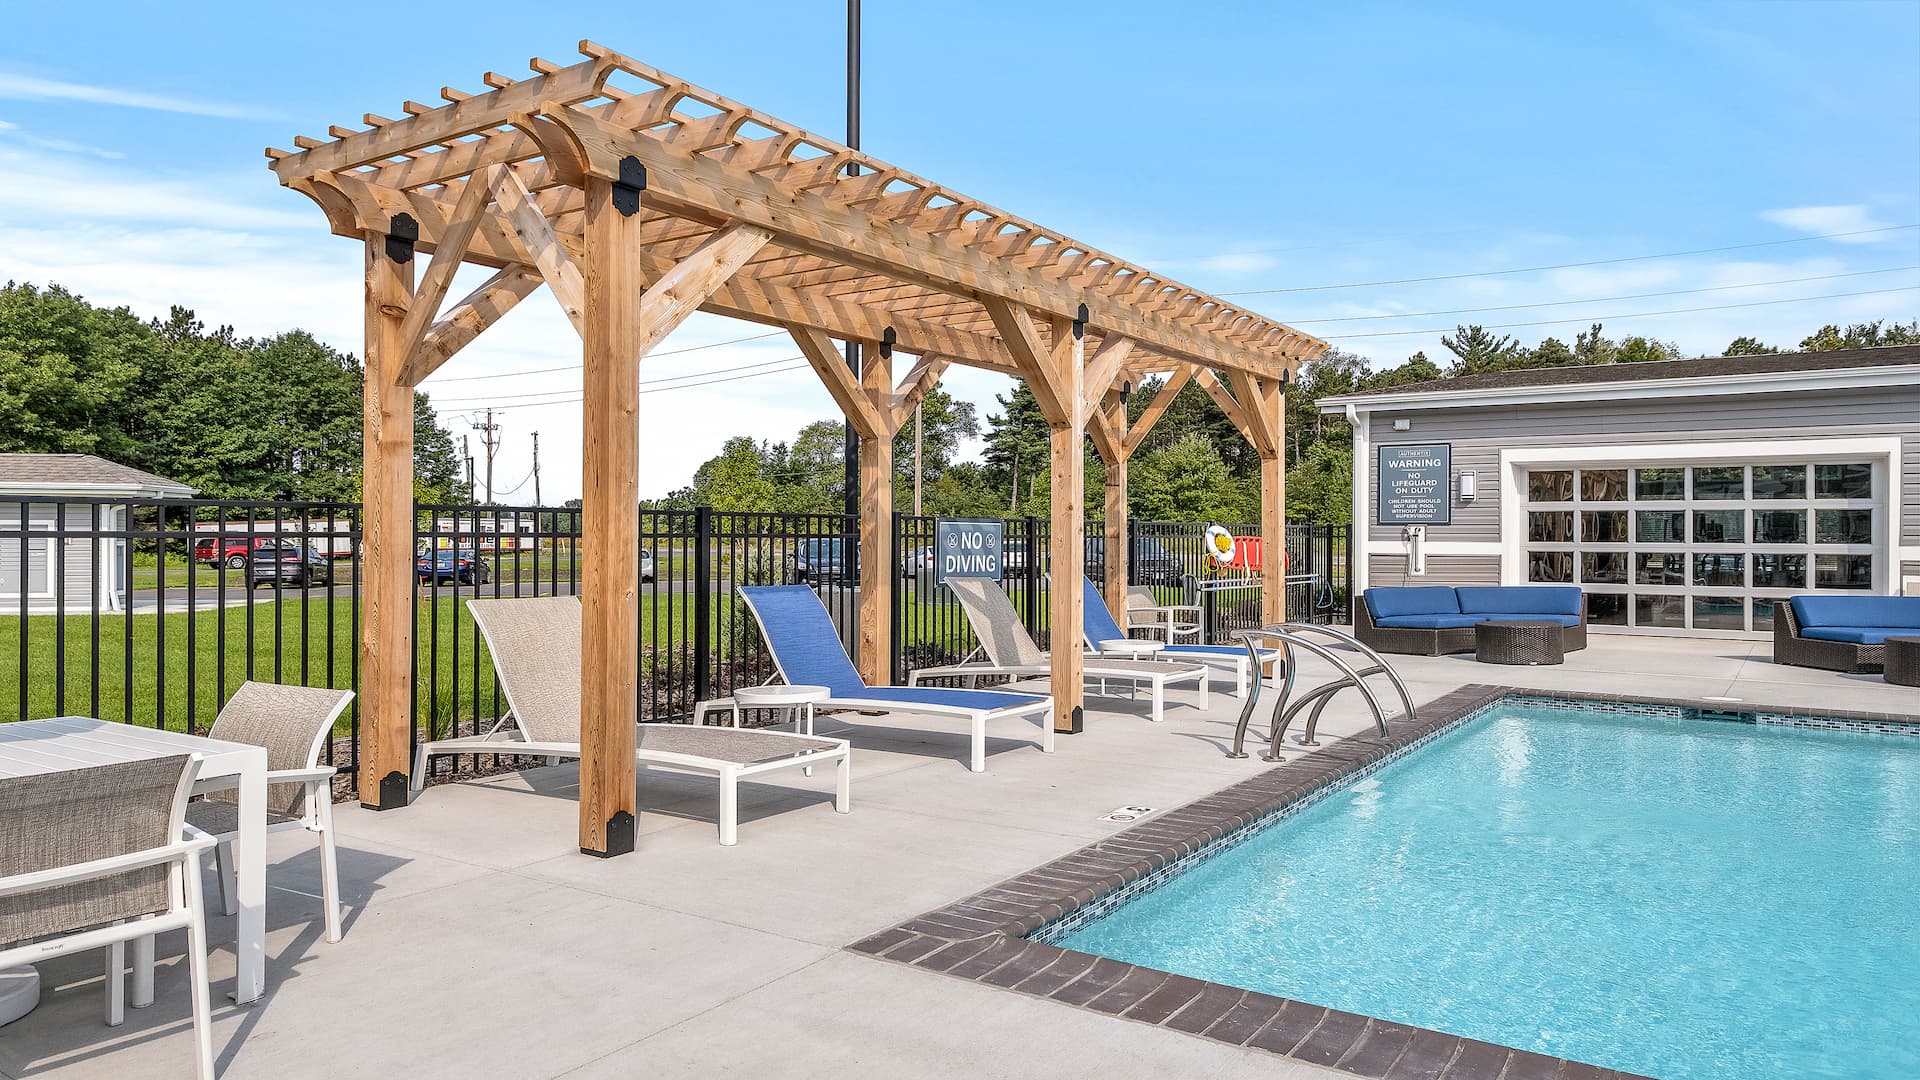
[1052,700,1920,1079]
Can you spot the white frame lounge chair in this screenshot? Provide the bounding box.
[0,755,219,1080]
[188,681,353,943]
[413,596,849,846]
[1081,579,1282,697]
[1125,584,1203,643]
[736,585,1055,773]
[909,577,1209,722]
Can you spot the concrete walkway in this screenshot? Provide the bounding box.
[0,635,1911,1079]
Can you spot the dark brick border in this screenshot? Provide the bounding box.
[848,682,1918,1079]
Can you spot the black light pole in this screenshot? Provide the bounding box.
[841,0,862,524]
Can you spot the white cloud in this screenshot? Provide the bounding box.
[0,71,268,120]
[1759,205,1893,241]
[0,147,313,230]
[0,121,124,159]
[0,119,15,131]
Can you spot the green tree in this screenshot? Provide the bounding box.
[1723,336,1778,356]
[1440,324,1526,375]
[1801,320,1920,351]
[981,382,1050,511]
[690,436,779,510]
[1128,434,1254,522]
[1286,439,1352,524]
[893,382,978,498]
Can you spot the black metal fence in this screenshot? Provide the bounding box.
[2,498,1349,796]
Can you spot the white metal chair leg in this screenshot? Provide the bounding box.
[316,790,343,943]
[214,841,238,918]
[970,720,987,773]
[104,941,125,1026]
[718,766,739,846]
[834,753,851,813]
[183,863,216,1080]
[1150,681,1165,723]
[1199,671,1210,710]
[131,933,154,1008]
[801,703,815,777]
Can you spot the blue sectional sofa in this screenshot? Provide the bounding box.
[1775,595,1920,673]
[1355,585,1588,656]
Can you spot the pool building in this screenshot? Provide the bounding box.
[1321,344,1920,637]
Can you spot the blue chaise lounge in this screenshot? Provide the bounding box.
[1774,595,1920,673]
[1355,585,1588,656]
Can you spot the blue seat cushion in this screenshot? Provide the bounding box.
[841,685,1047,711]
[1799,626,1920,646]
[1363,586,1462,619]
[1790,595,1920,630]
[1374,614,1484,630]
[1161,644,1280,660]
[1477,613,1583,628]
[1456,586,1584,617]
[737,585,868,694]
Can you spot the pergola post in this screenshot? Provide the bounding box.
[1103,453,1128,626]
[360,221,417,811]
[576,170,644,858]
[1258,379,1287,625]
[1047,313,1087,734]
[857,342,894,684]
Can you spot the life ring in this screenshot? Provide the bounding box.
[1203,524,1236,567]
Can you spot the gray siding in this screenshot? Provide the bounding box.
[1367,553,1501,589]
[0,503,105,612]
[1364,386,1920,546]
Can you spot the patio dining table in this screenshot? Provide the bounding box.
[0,717,269,1006]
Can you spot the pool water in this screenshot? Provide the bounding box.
[1056,704,1920,1079]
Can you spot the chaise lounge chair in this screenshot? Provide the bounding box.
[1080,579,1283,696]
[412,596,849,846]
[736,585,1055,772]
[909,577,1209,722]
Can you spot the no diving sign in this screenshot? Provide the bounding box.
[935,518,1003,583]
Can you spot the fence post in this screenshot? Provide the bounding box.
[693,505,712,704]
[889,511,904,684]
[1126,517,1139,587]
[1022,515,1041,639]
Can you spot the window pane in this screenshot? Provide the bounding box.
[1814,463,1871,499]
[1752,510,1806,545]
[1635,552,1686,585]
[1581,551,1628,585]
[1692,553,1744,587]
[1815,509,1872,544]
[1693,509,1744,543]
[1691,466,1745,499]
[1528,511,1573,543]
[1580,469,1628,501]
[25,539,50,594]
[1693,596,1746,630]
[1528,470,1573,502]
[1635,468,1685,500]
[1752,597,1778,634]
[1636,594,1686,628]
[1751,465,1806,500]
[1528,550,1573,583]
[1752,554,1806,589]
[1636,510,1686,543]
[1587,593,1628,626]
[1814,554,1873,589]
[1581,510,1629,543]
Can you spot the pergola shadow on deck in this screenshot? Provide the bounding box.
[266,40,1326,855]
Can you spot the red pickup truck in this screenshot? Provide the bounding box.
[193,536,284,569]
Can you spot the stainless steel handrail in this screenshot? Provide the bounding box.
[1226,624,1414,760]
[1274,623,1418,730]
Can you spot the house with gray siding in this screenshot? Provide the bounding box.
[1320,345,1920,638]
[0,455,197,614]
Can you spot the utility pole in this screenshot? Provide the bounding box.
[531,430,542,506]
[841,0,862,525]
[461,434,475,501]
[470,409,501,504]
[913,400,923,516]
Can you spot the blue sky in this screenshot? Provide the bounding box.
[2,1,1916,500]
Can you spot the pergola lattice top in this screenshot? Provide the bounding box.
[266,39,1326,389]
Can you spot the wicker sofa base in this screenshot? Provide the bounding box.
[1355,601,1587,657]
[1773,604,1885,674]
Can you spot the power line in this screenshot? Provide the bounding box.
[1219,224,1920,296]
[448,360,817,413]
[1293,266,1920,325]
[420,329,786,384]
[429,354,809,408]
[1323,285,1920,341]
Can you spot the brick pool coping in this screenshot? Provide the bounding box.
[849,684,1920,1080]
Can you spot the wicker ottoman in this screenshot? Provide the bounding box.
[1886,637,1920,688]
[1475,621,1566,666]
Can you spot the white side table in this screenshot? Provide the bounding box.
[713,685,834,776]
[0,966,37,1026]
[1097,639,1167,660]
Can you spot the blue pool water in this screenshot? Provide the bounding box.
[1056,704,1920,1079]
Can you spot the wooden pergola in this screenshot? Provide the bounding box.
[268,41,1328,856]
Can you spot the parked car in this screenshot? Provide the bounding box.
[640,547,656,584]
[195,535,283,569]
[790,537,849,583]
[248,541,333,589]
[899,545,935,578]
[417,549,492,585]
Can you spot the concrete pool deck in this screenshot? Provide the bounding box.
[1,634,1913,1079]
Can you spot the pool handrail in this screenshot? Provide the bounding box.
[1226,625,1411,760]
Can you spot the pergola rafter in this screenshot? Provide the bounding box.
[269,40,1323,855]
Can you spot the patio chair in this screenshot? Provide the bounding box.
[413,597,849,846]
[736,585,1055,773]
[1125,585,1202,643]
[187,682,354,944]
[0,755,217,1079]
[1081,579,1282,697]
[910,577,1209,722]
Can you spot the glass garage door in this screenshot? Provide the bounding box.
[1522,462,1877,634]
